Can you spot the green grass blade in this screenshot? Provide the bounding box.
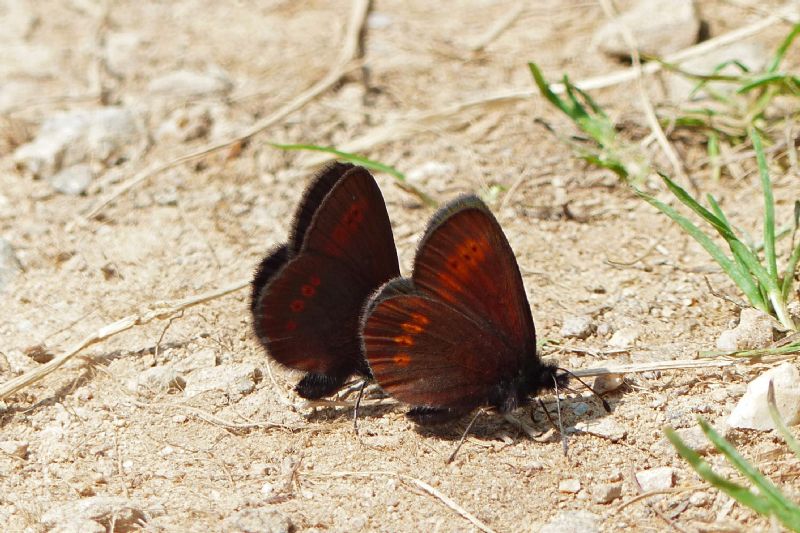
[767,23,800,73]
[697,417,799,515]
[656,173,776,301]
[782,239,800,301]
[659,173,737,241]
[636,188,764,308]
[269,143,437,207]
[700,340,800,358]
[707,132,721,182]
[664,426,775,517]
[767,380,800,458]
[750,128,778,281]
[737,73,800,93]
[529,63,579,121]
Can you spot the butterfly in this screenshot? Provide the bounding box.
[360,195,568,424]
[251,163,400,399]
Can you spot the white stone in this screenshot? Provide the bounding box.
[0,238,21,290]
[0,440,28,458]
[148,69,233,98]
[575,417,627,442]
[608,327,639,348]
[172,348,218,373]
[541,510,600,533]
[593,0,700,58]
[184,363,261,400]
[560,315,596,339]
[104,32,143,77]
[14,107,145,179]
[591,483,622,504]
[155,106,212,143]
[558,479,581,493]
[41,497,162,530]
[127,366,185,396]
[728,363,800,430]
[49,164,93,195]
[51,519,105,533]
[223,508,292,533]
[635,466,675,491]
[716,307,774,352]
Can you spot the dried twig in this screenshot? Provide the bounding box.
[298,3,799,168]
[466,2,525,52]
[0,279,248,400]
[597,0,689,188]
[82,0,372,221]
[309,470,496,533]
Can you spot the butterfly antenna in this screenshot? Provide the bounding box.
[352,379,368,435]
[551,375,569,457]
[557,367,611,412]
[447,409,482,464]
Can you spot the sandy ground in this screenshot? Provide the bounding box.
[1,1,800,531]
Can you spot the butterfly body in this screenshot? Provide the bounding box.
[251,163,400,399]
[362,195,566,424]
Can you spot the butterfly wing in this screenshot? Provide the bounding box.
[300,165,400,285]
[256,253,368,375]
[363,289,515,409]
[288,162,354,253]
[412,195,536,363]
[252,165,399,397]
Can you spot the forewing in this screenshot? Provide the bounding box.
[301,166,400,284]
[363,292,510,409]
[289,162,353,252]
[256,253,369,375]
[412,196,536,360]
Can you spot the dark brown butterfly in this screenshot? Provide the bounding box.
[361,195,567,424]
[251,163,400,399]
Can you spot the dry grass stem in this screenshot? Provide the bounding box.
[299,2,799,168]
[310,470,497,533]
[81,0,371,221]
[0,279,248,400]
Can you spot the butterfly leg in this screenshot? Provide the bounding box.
[406,406,470,425]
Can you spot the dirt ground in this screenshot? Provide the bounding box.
[2,1,800,531]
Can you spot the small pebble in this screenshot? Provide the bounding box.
[541,510,600,533]
[559,479,581,494]
[608,327,639,348]
[593,373,624,394]
[575,417,627,442]
[560,315,596,340]
[591,483,622,504]
[572,402,590,416]
[728,363,800,430]
[635,466,674,492]
[0,440,29,459]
